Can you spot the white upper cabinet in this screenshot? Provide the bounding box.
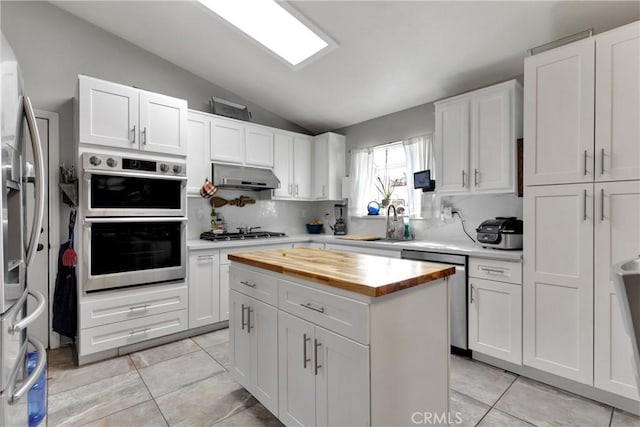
[273,133,294,199]
[313,132,346,200]
[524,39,595,186]
[186,112,210,194]
[210,116,244,164]
[245,125,274,168]
[595,22,640,182]
[78,75,187,155]
[210,117,275,168]
[139,91,188,156]
[273,133,312,200]
[526,22,639,186]
[436,79,522,194]
[436,98,470,193]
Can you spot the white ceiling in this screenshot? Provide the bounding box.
[52,1,639,134]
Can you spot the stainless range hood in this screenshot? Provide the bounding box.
[212,163,280,190]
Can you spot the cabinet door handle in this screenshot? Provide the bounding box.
[240,280,256,288]
[241,303,247,330]
[600,148,605,176]
[303,333,311,369]
[461,170,466,187]
[584,150,588,176]
[142,127,147,145]
[470,284,474,304]
[474,169,479,187]
[322,184,326,197]
[295,184,299,196]
[600,188,605,222]
[131,125,136,143]
[247,307,253,333]
[300,302,325,313]
[314,339,322,375]
[583,189,588,222]
[288,183,292,195]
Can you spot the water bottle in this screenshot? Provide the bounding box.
[26,352,46,427]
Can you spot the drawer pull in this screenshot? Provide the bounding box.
[480,267,506,275]
[300,302,325,314]
[303,333,311,368]
[314,339,322,375]
[129,328,149,336]
[129,304,150,312]
[240,280,256,288]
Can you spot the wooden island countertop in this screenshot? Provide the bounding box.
[228,247,456,297]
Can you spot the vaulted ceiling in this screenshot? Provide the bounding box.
[53,1,639,133]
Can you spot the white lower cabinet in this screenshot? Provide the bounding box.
[188,250,220,328]
[468,257,522,365]
[278,310,370,427]
[594,180,640,400]
[468,277,522,364]
[230,290,279,415]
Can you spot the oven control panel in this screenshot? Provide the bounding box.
[82,153,186,177]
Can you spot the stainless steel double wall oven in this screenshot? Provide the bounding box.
[81,152,187,292]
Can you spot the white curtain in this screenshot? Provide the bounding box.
[403,136,425,216]
[348,148,375,217]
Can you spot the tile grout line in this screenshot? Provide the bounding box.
[607,407,614,427]
[472,374,536,427]
[130,354,172,427]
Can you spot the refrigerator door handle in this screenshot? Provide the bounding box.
[10,290,46,334]
[10,336,47,403]
[23,96,46,267]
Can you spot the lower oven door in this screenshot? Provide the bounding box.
[83,217,187,292]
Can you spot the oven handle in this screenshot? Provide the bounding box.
[83,217,188,224]
[83,169,187,181]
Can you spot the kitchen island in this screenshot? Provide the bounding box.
[228,247,456,426]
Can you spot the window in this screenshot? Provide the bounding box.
[348,134,433,217]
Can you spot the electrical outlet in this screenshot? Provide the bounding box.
[301,209,307,218]
[442,206,452,220]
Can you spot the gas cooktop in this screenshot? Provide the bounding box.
[200,231,287,242]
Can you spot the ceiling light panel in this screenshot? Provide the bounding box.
[198,0,331,66]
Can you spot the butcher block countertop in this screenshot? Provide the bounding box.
[228,247,456,297]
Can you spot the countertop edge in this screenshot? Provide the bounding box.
[228,250,457,297]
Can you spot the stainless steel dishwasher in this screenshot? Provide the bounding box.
[401,250,468,351]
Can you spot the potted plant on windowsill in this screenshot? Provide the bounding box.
[375,177,394,208]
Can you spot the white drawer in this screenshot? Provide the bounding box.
[220,244,293,265]
[278,279,369,344]
[230,266,278,306]
[81,283,188,328]
[79,309,187,355]
[469,257,522,284]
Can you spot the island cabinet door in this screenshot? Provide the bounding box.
[278,311,316,427]
[315,327,370,427]
[250,299,279,416]
[230,290,251,390]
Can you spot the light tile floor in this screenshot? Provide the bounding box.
[47,329,640,426]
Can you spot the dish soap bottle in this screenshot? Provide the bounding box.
[403,217,411,239]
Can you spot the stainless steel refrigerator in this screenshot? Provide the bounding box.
[0,34,47,426]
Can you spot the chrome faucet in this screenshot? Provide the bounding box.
[386,204,397,239]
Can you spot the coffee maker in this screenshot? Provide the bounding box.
[331,203,347,235]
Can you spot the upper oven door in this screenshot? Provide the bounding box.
[84,170,187,217]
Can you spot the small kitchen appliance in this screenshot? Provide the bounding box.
[476,217,523,250]
[332,203,347,235]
